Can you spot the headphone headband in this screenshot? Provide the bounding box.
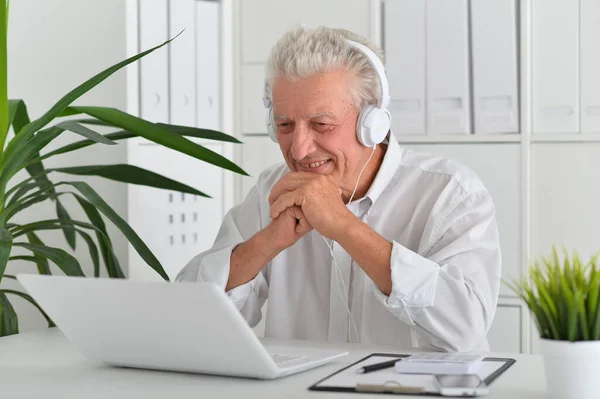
[345,40,390,109]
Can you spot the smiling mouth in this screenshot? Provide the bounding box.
[298,159,331,170]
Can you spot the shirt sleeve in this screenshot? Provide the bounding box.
[175,185,269,328]
[373,189,502,352]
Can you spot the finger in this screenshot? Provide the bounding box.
[296,213,313,235]
[269,174,301,205]
[287,206,311,232]
[268,173,314,205]
[283,206,312,234]
[270,191,303,219]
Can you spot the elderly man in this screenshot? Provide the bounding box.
[176,26,501,352]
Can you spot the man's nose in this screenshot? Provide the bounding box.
[290,124,316,161]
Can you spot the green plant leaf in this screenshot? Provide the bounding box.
[578,293,590,340]
[0,289,54,327]
[56,106,83,118]
[535,269,559,322]
[3,121,126,193]
[71,118,242,144]
[4,181,121,280]
[55,200,76,249]
[588,262,600,337]
[6,181,39,207]
[8,255,39,263]
[0,227,12,283]
[77,229,100,278]
[53,164,209,197]
[54,121,117,145]
[1,185,67,225]
[65,181,167,280]
[65,118,242,144]
[562,283,578,341]
[10,220,100,278]
[0,126,64,196]
[13,242,84,277]
[6,170,52,199]
[0,293,18,337]
[593,290,600,340]
[5,172,71,250]
[5,101,63,223]
[10,219,102,238]
[8,255,52,276]
[67,117,114,127]
[157,123,242,143]
[37,130,131,161]
[8,99,30,134]
[70,106,248,176]
[73,195,123,278]
[26,232,52,275]
[38,125,243,164]
[26,162,59,206]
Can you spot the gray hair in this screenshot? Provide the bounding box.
[265,26,385,110]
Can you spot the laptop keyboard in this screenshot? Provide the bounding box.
[269,354,308,365]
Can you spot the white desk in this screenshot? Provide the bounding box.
[1,328,548,399]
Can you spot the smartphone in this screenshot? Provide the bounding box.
[434,374,490,397]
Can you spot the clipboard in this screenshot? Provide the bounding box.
[309,353,516,396]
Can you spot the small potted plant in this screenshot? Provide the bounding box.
[507,246,600,399]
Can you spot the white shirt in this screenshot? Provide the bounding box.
[176,134,501,352]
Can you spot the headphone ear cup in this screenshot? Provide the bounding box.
[356,106,391,147]
[355,108,369,147]
[266,108,278,143]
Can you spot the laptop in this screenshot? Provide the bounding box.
[16,274,348,379]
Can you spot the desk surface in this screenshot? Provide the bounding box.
[0,328,548,399]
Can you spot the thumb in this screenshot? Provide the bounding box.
[338,188,343,196]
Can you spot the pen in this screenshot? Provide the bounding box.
[356,359,401,374]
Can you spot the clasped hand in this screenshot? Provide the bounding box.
[267,172,354,249]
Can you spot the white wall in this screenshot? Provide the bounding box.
[2,0,128,333]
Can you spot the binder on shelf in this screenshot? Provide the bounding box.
[580,0,600,133]
[384,0,426,135]
[139,0,169,123]
[426,0,471,135]
[196,0,221,131]
[169,0,197,126]
[532,0,579,134]
[470,0,519,134]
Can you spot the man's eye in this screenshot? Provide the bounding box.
[313,122,331,131]
[277,123,294,133]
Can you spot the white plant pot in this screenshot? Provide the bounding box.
[540,338,600,399]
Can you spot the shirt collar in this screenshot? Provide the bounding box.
[363,132,402,205]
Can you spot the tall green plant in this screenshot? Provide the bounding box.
[507,246,600,341]
[0,1,247,336]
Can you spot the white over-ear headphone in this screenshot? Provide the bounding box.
[263,39,392,147]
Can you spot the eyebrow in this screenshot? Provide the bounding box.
[273,112,335,120]
[308,112,334,119]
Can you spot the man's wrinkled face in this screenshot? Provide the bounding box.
[272,69,367,191]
